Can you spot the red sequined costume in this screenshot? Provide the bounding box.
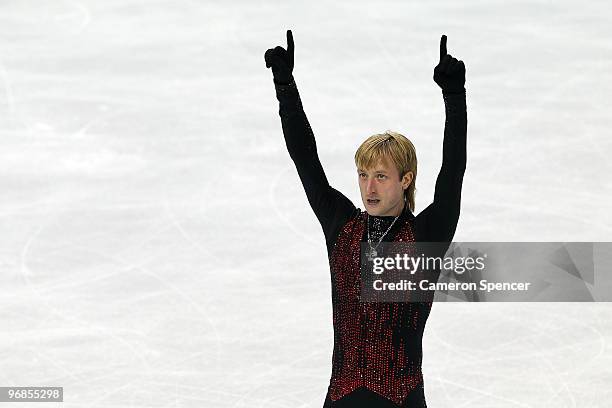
[327,209,437,406]
[272,77,467,407]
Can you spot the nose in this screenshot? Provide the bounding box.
[366,177,376,194]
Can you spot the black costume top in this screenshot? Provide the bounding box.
[273,78,467,407]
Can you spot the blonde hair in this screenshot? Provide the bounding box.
[354,130,417,212]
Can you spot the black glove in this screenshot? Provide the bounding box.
[264,29,295,85]
[433,35,466,93]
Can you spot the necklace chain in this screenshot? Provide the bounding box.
[367,213,400,257]
[357,212,401,300]
[359,200,407,299]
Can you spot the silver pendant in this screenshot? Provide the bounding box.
[367,247,377,261]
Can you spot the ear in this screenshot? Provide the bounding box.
[402,171,414,189]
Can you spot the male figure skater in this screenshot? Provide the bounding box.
[265,30,467,408]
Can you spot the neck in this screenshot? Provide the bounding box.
[393,199,406,217]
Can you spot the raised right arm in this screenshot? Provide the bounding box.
[273,78,357,247]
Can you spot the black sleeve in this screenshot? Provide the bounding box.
[273,78,357,248]
[416,90,467,242]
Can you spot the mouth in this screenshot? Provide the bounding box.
[367,199,381,206]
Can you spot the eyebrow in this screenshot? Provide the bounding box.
[358,169,388,174]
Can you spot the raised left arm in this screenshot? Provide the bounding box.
[417,35,467,242]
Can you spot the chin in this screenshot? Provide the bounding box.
[365,205,383,216]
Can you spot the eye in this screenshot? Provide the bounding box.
[359,172,366,178]
[377,174,387,179]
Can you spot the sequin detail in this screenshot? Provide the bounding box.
[327,210,433,406]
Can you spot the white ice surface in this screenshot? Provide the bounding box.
[0,1,611,407]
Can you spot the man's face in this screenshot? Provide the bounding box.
[358,157,413,217]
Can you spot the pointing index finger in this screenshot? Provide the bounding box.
[287,29,294,55]
[440,34,447,60]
